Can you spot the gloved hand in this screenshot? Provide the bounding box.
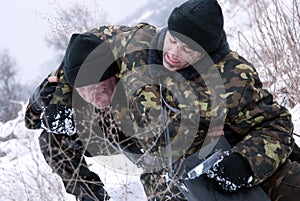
[206,151,254,192]
[41,104,76,135]
[29,77,58,113]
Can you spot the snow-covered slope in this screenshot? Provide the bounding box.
[0,104,76,201]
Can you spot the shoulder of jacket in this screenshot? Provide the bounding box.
[216,51,258,78]
[136,22,157,30]
[85,23,156,39]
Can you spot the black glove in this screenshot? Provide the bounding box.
[206,151,254,192]
[41,104,76,135]
[29,78,57,113]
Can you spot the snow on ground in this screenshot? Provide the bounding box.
[0,107,76,201]
[0,104,299,201]
[85,155,146,201]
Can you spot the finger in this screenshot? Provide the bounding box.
[48,76,59,83]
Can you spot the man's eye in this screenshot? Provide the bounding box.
[169,36,176,43]
[183,47,192,53]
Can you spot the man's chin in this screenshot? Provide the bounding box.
[163,61,178,71]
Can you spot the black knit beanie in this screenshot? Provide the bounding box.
[63,33,118,87]
[167,0,225,53]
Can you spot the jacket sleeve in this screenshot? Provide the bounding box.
[24,105,43,129]
[24,74,51,129]
[227,64,294,185]
[24,69,60,129]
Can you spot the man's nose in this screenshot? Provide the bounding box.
[169,45,180,57]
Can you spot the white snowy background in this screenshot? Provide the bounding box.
[0,0,299,201]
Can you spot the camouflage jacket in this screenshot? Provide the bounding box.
[25,22,294,185]
[126,50,295,185]
[24,22,158,156]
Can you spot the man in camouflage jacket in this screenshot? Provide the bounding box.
[25,0,299,201]
[25,21,160,200]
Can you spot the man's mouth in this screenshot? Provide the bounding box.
[165,54,180,67]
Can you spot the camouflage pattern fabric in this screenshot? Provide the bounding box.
[140,171,187,201]
[129,51,294,184]
[24,102,43,129]
[38,130,110,200]
[127,51,298,200]
[47,65,73,107]
[260,159,300,201]
[25,22,300,200]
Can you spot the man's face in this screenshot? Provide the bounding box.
[75,75,117,109]
[162,31,204,71]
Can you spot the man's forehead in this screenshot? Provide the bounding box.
[166,30,203,53]
[167,30,203,52]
